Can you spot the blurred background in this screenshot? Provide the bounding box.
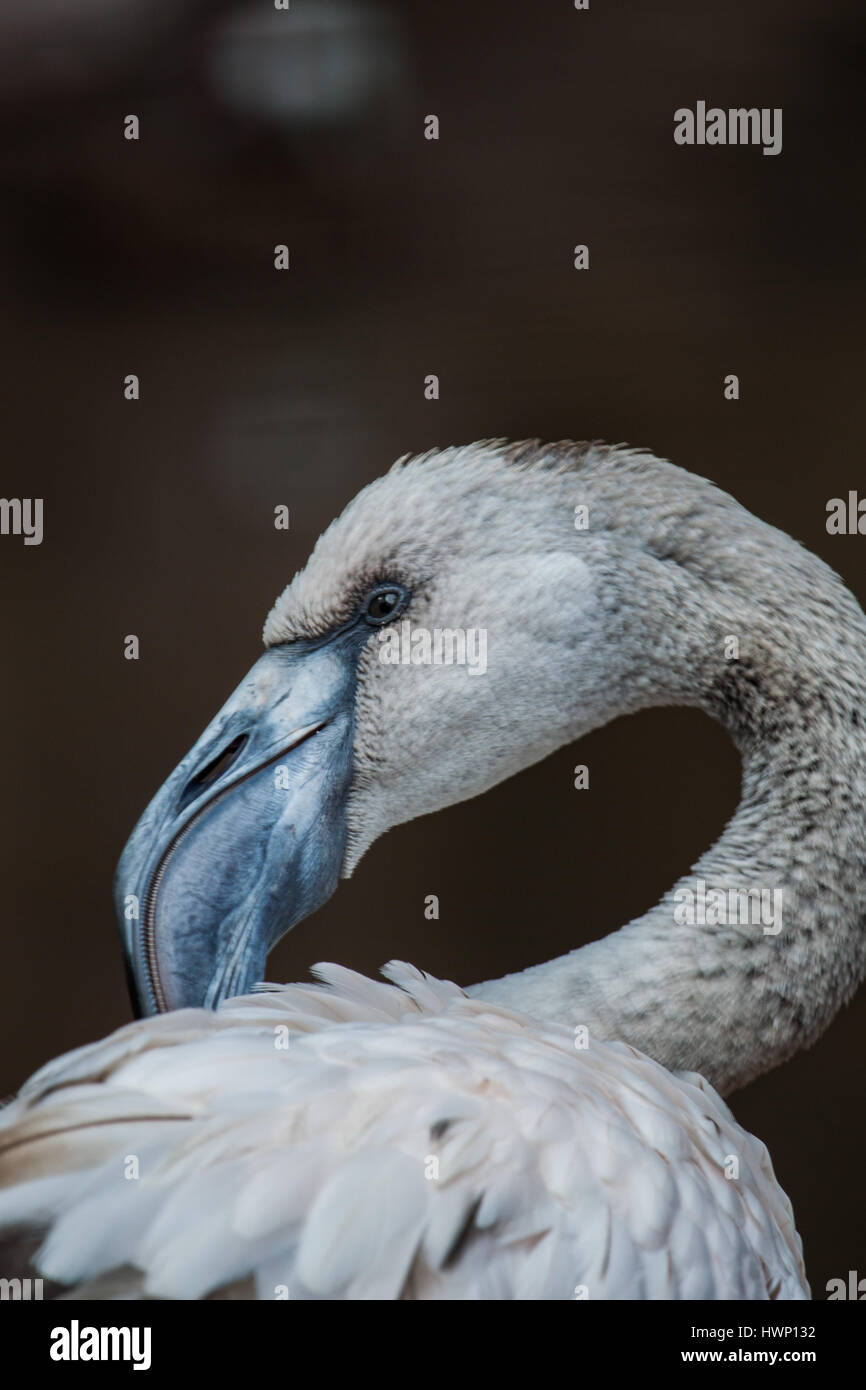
[1,0,865,1294]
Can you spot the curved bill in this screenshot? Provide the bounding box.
[115,635,359,1016]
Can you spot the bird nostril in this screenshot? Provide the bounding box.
[177,733,250,814]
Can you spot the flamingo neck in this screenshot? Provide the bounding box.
[469,522,866,1095]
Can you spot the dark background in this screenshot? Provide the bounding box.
[1,0,864,1295]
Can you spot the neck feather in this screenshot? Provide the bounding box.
[469,474,866,1095]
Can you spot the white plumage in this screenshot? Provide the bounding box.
[0,963,806,1299]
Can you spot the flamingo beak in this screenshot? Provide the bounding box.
[115,633,361,1016]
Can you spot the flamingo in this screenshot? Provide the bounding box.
[4,439,864,1299]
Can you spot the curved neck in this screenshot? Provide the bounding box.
[469,495,866,1095]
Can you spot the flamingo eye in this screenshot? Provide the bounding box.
[362,585,409,625]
